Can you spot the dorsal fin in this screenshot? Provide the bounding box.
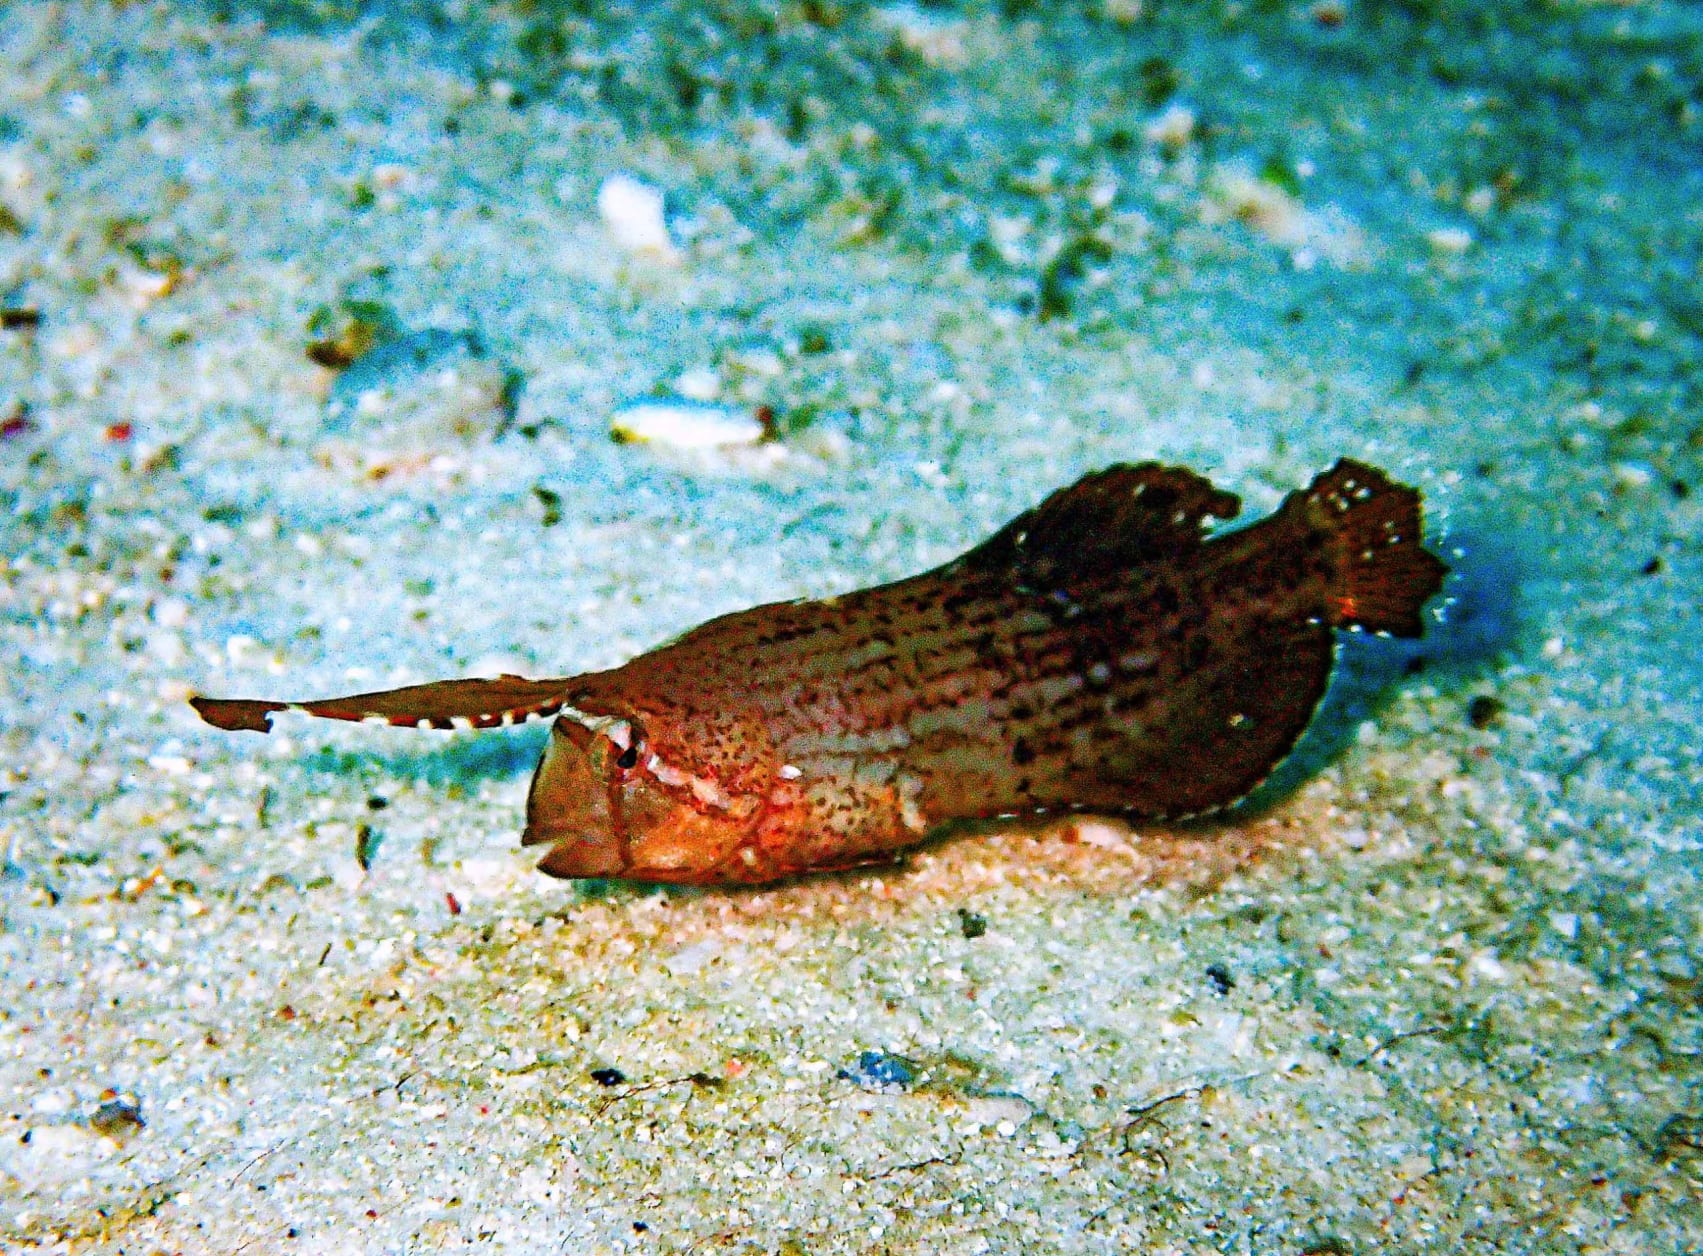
[190,675,574,733]
[956,463,1241,586]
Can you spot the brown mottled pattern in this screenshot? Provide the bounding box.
[190,460,1446,886]
[546,461,1441,879]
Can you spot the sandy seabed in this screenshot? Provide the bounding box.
[2,2,1700,1252]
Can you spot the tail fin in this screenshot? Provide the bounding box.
[190,675,573,733]
[1305,459,1448,638]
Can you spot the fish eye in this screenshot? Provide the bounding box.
[615,743,640,770]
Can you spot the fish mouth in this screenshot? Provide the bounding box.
[520,715,629,879]
[529,830,627,879]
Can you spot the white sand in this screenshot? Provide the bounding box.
[2,2,1699,1251]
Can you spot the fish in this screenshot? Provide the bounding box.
[191,459,1447,886]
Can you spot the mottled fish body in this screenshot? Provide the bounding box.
[193,460,1446,886]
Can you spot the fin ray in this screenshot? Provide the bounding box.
[1304,459,1448,638]
[190,675,573,733]
[958,463,1241,587]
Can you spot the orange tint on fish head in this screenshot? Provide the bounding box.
[524,699,775,884]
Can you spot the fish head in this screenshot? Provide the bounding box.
[521,702,769,884]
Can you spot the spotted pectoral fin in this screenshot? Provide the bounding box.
[189,675,575,733]
[1072,615,1338,819]
[956,463,1242,587]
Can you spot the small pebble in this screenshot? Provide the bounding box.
[0,409,35,439]
[1426,226,1474,255]
[1467,695,1504,729]
[837,1050,916,1092]
[354,823,379,871]
[89,1093,144,1136]
[1612,461,1655,491]
[1144,102,1196,149]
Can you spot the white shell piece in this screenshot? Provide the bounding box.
[597,175,677,258]
[610,401,764,449]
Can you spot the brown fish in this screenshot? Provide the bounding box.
[192,460,1446,886]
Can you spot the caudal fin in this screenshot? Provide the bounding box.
[1306,459,1448,638]
[190,675,574,733]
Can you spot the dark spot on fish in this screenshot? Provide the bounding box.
[590,1067,626,1087]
